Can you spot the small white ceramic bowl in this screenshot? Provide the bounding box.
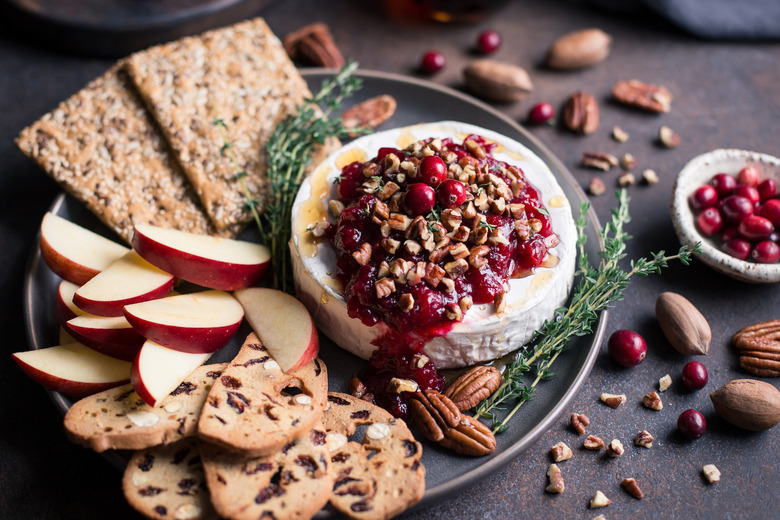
[671,148,780,284]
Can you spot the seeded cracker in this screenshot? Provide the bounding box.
[16,66,231,244]
[124,18,312,232]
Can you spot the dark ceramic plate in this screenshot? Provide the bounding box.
[23,69,606,515]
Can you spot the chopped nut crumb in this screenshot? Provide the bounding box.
[605,439,624,457]
[658,125,680,147]
[583,435,605,451]
[600,393,626,408]
[620,153,637,171]
[387,378,418,394]
[642,168,659,184]
[702,464,721,483]
[589,177,606,196]
[634,430,654,448]
[642,391,663,411]
[612,126,629,142]
[621,478,644,499]
[658,374,672,392]
[545,464,565,494]
[617,172,636,187]
[591,516,607,520]
[550,442,573,462]
[570,413,590,434]
[589,490,610,508]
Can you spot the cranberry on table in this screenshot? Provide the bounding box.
[696,207,723,236]
[437,179,467,209]
[752,240,780,263]
[733,185,760,206]
[710,173,736,198]
[677,409,707,439]
[420,51,445,74]
[738,215,774,241]
[720,195,753,223]
[477,30,502,54]
[418,155,447,186]
[759,199,780,226]
[758,178,777,201]
[737,165,760,187]
[722,238,751,260]
[607,329,647,367]
[404,183,436,215]
[681,361,708,390]
[527,102,555,125]
[689,185,718,211]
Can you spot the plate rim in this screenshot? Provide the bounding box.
[22,67,607,512]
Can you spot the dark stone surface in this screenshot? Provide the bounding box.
[1,0,778,518]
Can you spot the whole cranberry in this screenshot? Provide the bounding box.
[681,361,709,390]
[527,102,555,125]
[477,30,502,54]
[696,207,723,236]
[752,240,780,263]
[722,238,752,260]
[418,155,447,187]
[677,409,707,440]
[758,178,777,201]
[759,199,780,226]
[734,185,760,206]
[737,165,760,187]
[710,173,736,198]
[404,183,436,215]
[607,329,647,367]
[689,185,718,211]
[437,179,467,209]
[420,51,445,74]
[720,195,754,223]
[739,215,774,241]
[719,225,739,243]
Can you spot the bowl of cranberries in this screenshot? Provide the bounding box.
[672,148,780,283]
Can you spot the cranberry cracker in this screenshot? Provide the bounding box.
[291,121,576,416]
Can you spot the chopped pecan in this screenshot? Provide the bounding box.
[449,242,470,260]
[398,293,415,312]
[643,168,659,185]
[588,177,606,196]
[377,261,391,279]
[468,245,490,269]
[508,203,525,220]
[570,413,590,434]
[459,296,473,313]
[550,442,573,462]
[449,225,470,242]
[444,258,469,278]
[514,219,531,240]
[444,366,502,411]
[581,152,618,171]
[702,464,721,483]
[642,391,663,411]
[621,153,637,171]
[439,277,455,293]
[563,91,599,134]
[375,278,395,299]
[352,243,372,265]
[381,237,400,254]
[658,125,680,147]
[310,221,331,238]
[445,302,463,321]
[461,201,477,220]
[494,291,507,314]
[621,478,644,499]
[441,208,463,231]
[423,263,445,287]
[612,126,629,142]
[465,139,487,160]
[589,490,610,509]
[283,23,345,68]
[388,213,411,231]
[406,262,425,286]
[387,378,418,394]
[403,240,421,256]
[377,181,400,201]
[583,435,604,451]
[658,374,672,392]
[545,464,565,494]
[341,95,397,135]
[618,172,636,186]
[612,79,673,113]
[488,228,510,246]
[328,199,345,218]
[605,439,624,457]
[634,430,654,448]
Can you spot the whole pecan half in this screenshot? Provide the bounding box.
[283,23,345,68]
[341,95,397,137]
[443,366,502,411]
[732,320,780,377]
[612,79,672,113]
[563,91,599,134]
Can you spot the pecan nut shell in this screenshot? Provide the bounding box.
[283,23,345,68]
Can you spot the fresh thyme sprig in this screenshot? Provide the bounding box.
[475,189,701,433]
[218,61,369,293]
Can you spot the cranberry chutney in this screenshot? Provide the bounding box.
[290,122,576,413]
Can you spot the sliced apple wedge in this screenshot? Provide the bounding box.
[234,288,319,372]
[123,290,244,353]
[66,315,145,361]
[12,343,131,399]
[131,340,211,407]
[40,212,129,285]
[132,223,270,291]
[55,280,88,324]
[73,250,174,317]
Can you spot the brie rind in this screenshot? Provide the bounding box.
[290,121,576,368]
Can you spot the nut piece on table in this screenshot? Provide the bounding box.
[283,23,345,68]
[581,152,618,171]
[588,177,606,196]
[658,125,681,147]
[545,463,565,493]
[621,477,644,499]
[659,374,672,392]
[642,168,660,185]
[612,79,673,113]
[443,365,502,412]
[550,442,573,462]
[600,392,627,409]
[605,439,624,457]
[589,490,611,508]
[545,28,612,70]
[617,172,636,187]
[620,153,637,171]
[570,412,590,434]
[656,291,711,356]
[463,59,534,102]
[592,516,607,520]
[563,91,599,134]
[702,464,721,483]
[341,95,397,137]
[634,430,654,448]
[612,126,629,142]
[642,391,663,411]
[732,319,780,378]
[583,435,605,451]
[387,377,418,394]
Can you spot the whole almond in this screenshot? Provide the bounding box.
[545,28,612,69]
[710,379,780,431]
[463,59,534,102]
[655,292,711,355]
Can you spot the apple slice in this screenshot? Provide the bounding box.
[40,212,129,285]
[124,290,244,353]
[234,288,319,372]
[12,343,131,399]
[131,340,211,407]
[55,280,88,325]
[66,315,145,361]
[73,250,175,317]
[132,223,270,291]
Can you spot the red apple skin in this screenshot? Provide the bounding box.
[40,235,102,286]
[123,313,241,354]
[11,353,129,399]
[65,322,145,362]
[55,281,82,325]
[132,232,269,291]
[72,278,175,317]
[130,352,154,407]
[287,322,319,373]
